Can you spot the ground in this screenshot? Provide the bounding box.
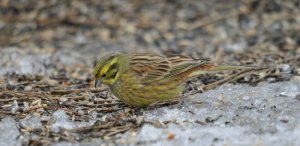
[0,0,300,146]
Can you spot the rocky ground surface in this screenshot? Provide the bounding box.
[0,0,300,146]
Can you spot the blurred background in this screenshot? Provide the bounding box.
[1,0,299,78]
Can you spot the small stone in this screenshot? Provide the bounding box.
[11,100,19,114]
[279,64,292,73]
[24,85,33,91]
[267,77,276,83]
[244,75,252,82]
[59,97,68,102]
[19,116,43,130]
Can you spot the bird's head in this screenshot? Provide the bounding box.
[93,53,126,87]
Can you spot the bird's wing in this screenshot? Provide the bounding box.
[129,54,172,84]
[129,54,212,83]
[165,55,210,78]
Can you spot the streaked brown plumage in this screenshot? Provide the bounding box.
[94,53,249,107]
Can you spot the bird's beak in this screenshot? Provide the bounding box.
[95,80,101,88]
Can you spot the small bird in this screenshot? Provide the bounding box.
[94,53,250,107]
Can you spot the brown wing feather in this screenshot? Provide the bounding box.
[129,54,172,83]
[129,54,212,84]
[166,55,210,78]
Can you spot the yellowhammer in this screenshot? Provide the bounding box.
[94,53,249,107]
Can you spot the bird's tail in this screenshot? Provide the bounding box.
[209,65,253,71]
[188,64,254,78]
